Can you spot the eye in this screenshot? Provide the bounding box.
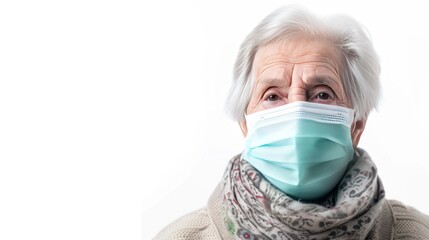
[316,92,332,100]
[309,86,336,104]
[266,94,280,101]
[262,90,287,109]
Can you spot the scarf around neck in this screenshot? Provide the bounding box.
[221,148,385,240]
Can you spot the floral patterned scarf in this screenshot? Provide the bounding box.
[221,148,385,240]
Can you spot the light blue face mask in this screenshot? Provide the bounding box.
[243,101,355,200]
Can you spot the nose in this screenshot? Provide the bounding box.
[287,65,307,103]
[288,85,307,103]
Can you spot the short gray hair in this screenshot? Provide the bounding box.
[225,5,380,122]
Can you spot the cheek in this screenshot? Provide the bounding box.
[246,100,265,115]
[245,89,266,115]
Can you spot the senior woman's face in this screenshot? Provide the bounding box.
[240,38,366,147]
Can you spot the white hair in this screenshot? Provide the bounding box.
[225,5,380,122]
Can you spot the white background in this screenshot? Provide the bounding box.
[0,0,428,239]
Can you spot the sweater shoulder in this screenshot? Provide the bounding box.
[153,208,221,240]
[388,199,429,239]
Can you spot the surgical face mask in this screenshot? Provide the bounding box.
[243,101,355,200]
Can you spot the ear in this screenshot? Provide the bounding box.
[351,118,367,148]
[239,120,248,137]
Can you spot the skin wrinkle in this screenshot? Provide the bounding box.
[240,38,367,148]
[253,60,346,108]
[250,43,347,112]
[257,54,341,77]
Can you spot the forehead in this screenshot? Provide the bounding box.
[252,38,341,74]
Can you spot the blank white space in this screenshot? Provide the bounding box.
[0,1,427,240]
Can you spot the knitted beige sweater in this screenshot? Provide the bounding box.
[154,185,429,239]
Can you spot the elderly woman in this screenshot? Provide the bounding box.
[154,6,429,240]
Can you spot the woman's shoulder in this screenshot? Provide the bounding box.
[153,208,221,240]
[387,199,429,239]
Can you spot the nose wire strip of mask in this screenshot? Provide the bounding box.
[248,102,353,121]
[248,106,354,130]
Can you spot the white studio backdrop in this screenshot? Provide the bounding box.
[0,1,428,240]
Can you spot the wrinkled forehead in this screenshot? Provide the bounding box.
[252,39,342,77]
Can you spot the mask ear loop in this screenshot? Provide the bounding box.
[352,111,358,126]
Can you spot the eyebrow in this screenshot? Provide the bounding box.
[256,78,286,87]
[256,75,341,88]
[306,75,341,88]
